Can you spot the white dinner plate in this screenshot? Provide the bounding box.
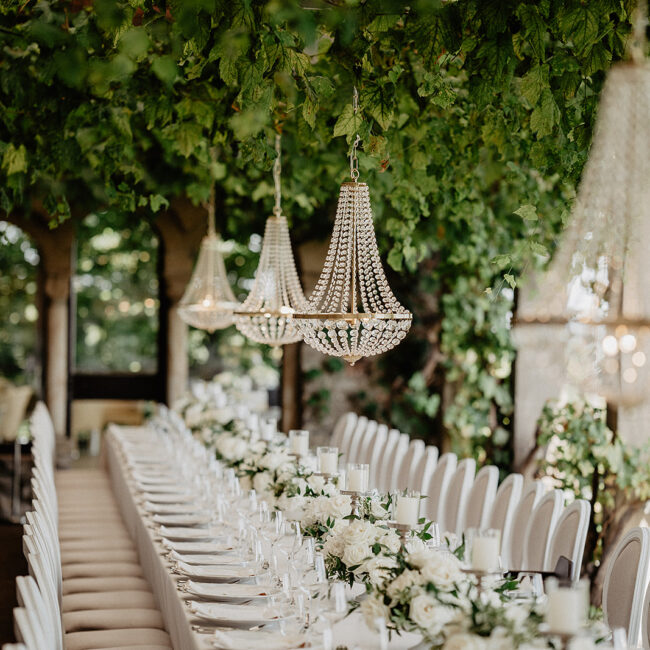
[162,540,235,554]
[160,526,225,541]
[153,513,212,527]
[142,493,196,504]
[136,483,189,494]
[143,502,203,515]
[171,550,247,565]
[188,602,287,627]
[211,629,310,649]
[183,580,279,602]
[175,561,259,581]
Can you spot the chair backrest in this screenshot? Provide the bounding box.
[348,419,376,466]
[341,415,367,462]
[443,458,476,537]
[522,489,564,572]
[603,527,650,648]
[359,421,382,466]
[331,412,357,454]
[508,481,544,571]
[395,439,425,492]
[462,465,499,532]
[366,424,388,487]
[375,429,401,492]
[423,452,457,527]
[13,607,46,650]
[388,433,410,492]
[545,499,591,584]
[16,575,55,649]
[641,571,650,649]
[488,473,523,571]
[413,446,438,495]
[26,552,63,650]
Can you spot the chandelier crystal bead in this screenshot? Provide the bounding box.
[235,134,309,346]
[516,8,650,405]
[178,187,239,333]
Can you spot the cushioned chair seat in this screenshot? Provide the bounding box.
[63,562,144,580]
[61,535,135,552]
[61,549,138,565]
[58,518,126,529]
[64,628,172,650]
[62,576,152,595]
[58,527,131,541]
[62,590,156,613]
[63,608,165,632]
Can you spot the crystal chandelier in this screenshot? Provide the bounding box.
[235,134,309,346]
[178,186,239,332]
[516,9,650,405]
[294,88,412,365]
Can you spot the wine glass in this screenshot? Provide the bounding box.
[319,581,348,625]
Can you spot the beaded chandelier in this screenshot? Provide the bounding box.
[517,9,650,405]
[235,134,309,346]
[294,88,412,365]
[178,187,239,333]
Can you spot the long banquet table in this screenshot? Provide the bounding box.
[105,424,420,650]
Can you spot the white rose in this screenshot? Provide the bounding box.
[444,633,487,650]
[487,628,515,650]
[342,540,371,569]
[326,494,352,520]
[262,451,290,471]
[378,529,401,554]
[281,495,307,522]
[567,639,596,650]
[322,482,338,497]
[345,519,379,547]
[323,533,346,559]
[253,471,274,495]
[360,595,390,629]
[363,555,398,586]
[370,499,390,520]
[411,595,461,639]
[307,474,326,494]
[386,569,422,600]
[409,549,464,590]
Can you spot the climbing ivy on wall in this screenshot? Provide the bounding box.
[0,0,641,466]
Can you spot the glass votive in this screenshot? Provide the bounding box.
[260,417,277,441]
[545,577,587,634]
[395,490,420,526]
[289,429,309,456]
[317,446,339,474]
[467,528,501,572]
[347,463,369,492]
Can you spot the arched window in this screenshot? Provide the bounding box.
[71,213,167,401]
[0,221,42,390]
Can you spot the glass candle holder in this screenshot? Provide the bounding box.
[468,528,501,572]
[346,463,369,492]
[317,446,338,474]
[395,490,420,526]
[289,429,309,456]
[545,578,588,635]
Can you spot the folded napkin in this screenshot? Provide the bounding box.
[160,526,225,541]
[171,551,246,566]
[190,602,278,623]
[211,630,308,649]
[142,493,196,504]
[175,561,257,580]
[162,540,235,554]
[184,581,277,600]
[143,502,202,515]
[153,513,212,527]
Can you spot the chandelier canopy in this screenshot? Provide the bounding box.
[235,134,309,346]
[517,11,650,405]
[294,88,412,364]
[178,187,239,333]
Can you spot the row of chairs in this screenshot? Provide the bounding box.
[332,412,591,581]
[6,402,172,650]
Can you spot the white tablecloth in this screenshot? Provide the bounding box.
[105,425,420,650]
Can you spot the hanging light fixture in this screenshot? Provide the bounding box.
[516,7,650,405]
[235,133,309,346]
[293,87,412,365]
[178,186,239,332]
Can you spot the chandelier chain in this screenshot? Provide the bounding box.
[206,184,216,236]
[273,133,282,216]
[350,86,360,181]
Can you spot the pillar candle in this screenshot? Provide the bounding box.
[319,451,338,474]
[395,496,419,526]
[546,587,583,634]
[291,432,309,456]
[470,535,500,572]
[348,468,368,492]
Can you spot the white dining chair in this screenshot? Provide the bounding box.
[640,572,650,649]
[13,607,49,650]
[375,429,401,492]
[2,644,27,650]
[423,452,457,527]
[603,527,650,648]
[341,415,367,463]
[330,412,357,453]
[366,424,388,487]
[358,421,382,466]
[522,489,564,572]
[348,419,377,466]
[488,473,523,571]
[443,458,476,537]
[545,499,591,584]
[388,433,410,492]
[508,481,545,571]
[394,439,425,492]
[413,445,438,495]
[462,465,499,532]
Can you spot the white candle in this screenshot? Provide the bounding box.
[291,431,309,456]
[319,451,338,474]
[348,468,368,492]
[395,496,419,526]
[547,587,583,634]
[471,536,500,572]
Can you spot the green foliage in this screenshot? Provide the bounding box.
[0,0,639,464]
